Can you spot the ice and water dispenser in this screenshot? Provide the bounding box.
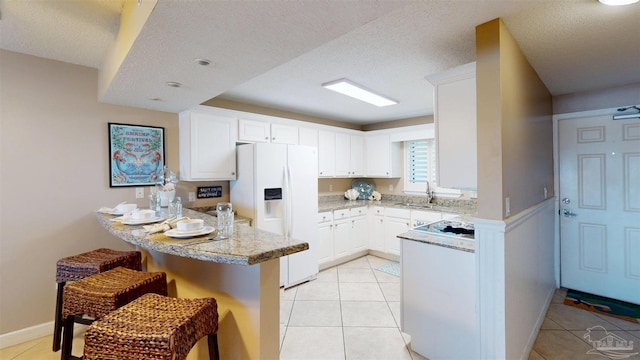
[263,188,283,219]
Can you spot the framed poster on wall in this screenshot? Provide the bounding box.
[108,123,165,187]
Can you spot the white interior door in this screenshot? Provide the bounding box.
[559,115,640,304]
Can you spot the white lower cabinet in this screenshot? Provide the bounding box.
[350,207,368,253]
[318,206,457,265]
[370,213,385,252]
[317,212,334,267]
[333,218,351,259]
[384,208,411,256]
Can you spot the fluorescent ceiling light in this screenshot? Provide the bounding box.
[322,79,398,107]
[598,0,639,5]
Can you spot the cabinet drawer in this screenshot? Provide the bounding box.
[385,207,410,219]
[350,206,368,217]
[333,209,350,221]
[317,212,333,224]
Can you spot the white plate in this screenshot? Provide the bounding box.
[119,216,164,225]
[165,226,215,238]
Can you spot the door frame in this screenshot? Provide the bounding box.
[552,106,625,288]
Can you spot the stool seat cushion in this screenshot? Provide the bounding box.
[56,248,141,283]
[84,293,218,360]
[62,267,167,319]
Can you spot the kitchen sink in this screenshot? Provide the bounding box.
[395,203,434,209]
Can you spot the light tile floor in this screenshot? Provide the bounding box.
[2,255,639,359]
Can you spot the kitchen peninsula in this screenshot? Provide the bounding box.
[95,208,309,359]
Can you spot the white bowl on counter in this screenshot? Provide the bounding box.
[176,219,204,232]
[130,209,156,220]
[115,203,137,214]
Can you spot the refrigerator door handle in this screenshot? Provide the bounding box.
[286,165,294,238]
[282,165,291,239]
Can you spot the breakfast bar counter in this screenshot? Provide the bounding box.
[95,208,308,265]
[95,208,308,359]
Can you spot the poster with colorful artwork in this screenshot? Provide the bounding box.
[108,123,165,187]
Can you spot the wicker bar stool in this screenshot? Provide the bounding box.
[53,248,142,351]
[61,267,168,360]
[84,293,220,360]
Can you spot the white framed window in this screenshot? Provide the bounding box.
[404,139,434,193]
[403,140,462,197]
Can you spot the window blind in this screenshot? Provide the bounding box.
[408,140,430,185]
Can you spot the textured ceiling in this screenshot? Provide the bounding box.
[1,0,639,124]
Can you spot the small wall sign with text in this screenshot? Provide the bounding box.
[197,186,222,199]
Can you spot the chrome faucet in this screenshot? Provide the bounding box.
[426,181,433,204]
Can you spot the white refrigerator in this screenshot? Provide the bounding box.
[231,143,318,288]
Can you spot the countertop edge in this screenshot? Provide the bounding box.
[397,231,475,253]
[95,209,309,265]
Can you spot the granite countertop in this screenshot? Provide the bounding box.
[396,230,475,253]
[188,206,252,226]
[95,208,308,265]
[318,199,476,215]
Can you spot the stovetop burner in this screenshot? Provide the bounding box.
[412,220,475,239]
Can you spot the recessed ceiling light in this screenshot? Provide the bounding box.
[322,79,398,107]
[194,58,212,66]
[598,0,639,5]
[166,81,182,88]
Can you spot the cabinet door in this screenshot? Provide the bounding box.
[238,119,270,143]
[371,215,385,251]
[318,130,335,177]
[179,110,237,181]
[299,128,318,148]
[365,135,401,178]
[334,133,350,177]
[333,220,351,259]
[318,221,334,267]
[351,216,368,252]
[350,135,364,176]
[385,217,410,256]
[431,64,477,189]
[271,123,298,144]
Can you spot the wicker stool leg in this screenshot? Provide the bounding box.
[52,282,65,351]
[208,333,220,360]
[61,315,76,360]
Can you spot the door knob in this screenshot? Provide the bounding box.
[562,198,571,204]
[561,209,577,217]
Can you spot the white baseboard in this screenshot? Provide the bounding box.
[0,321,53,349]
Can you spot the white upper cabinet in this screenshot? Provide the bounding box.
[238,119,298,144]
[179,109,237,181]
[238,118,270,143]
[334,133,350,177]
[318,130,335,177]
[325,132,364,178]
[299,128,318,148]
[365,134,401,178]
[349,134,364,177]
[270,123,299,144]
[426,62,477,189]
